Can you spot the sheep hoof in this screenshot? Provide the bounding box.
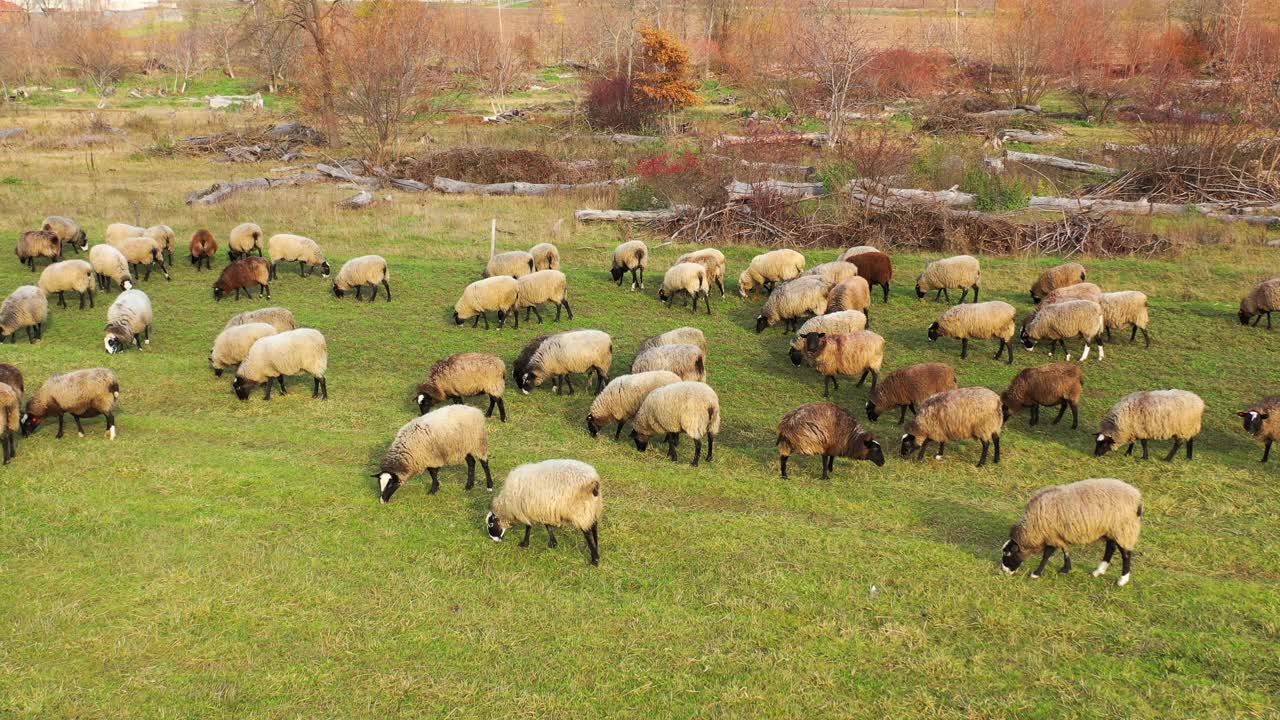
[77,432,85,438]
[1030,573,1041,579]
[1117,574,1130,587]
[934,454,943,460]
[1091,562,1109,577]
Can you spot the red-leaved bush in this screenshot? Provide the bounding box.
[865,49,946,98]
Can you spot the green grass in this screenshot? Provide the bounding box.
[1,117,1280,719]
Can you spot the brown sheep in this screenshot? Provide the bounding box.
[865,362,958,424]
[213,257,271,301]
[1030,263,1087,304]
[1001,363,1084,429]
[776,403,885,479]
[190,229,218,271]
[826,276,872,322]
[16,230,62,271]
[1237,396,1280,463]
[799,331,884,396]
[844,251,892,303]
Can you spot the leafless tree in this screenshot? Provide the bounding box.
[284,0,344,141]
[792,0,876,147]
[239,0,301,93]
[50,12,130,96]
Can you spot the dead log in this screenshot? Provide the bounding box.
[725,180,825,200]
[433,176,636,196]
[338,190,376,209]
[599,133,659,145]
[998,129,1060,144]
[185,172,325,206]
[0,127,26,141]
[969,108,1031,118]
[712,132,829,148]
[317,162,378,185]
[389,178,430,192]
[710,155,816,177]
[1001,151,1119,176]
[1203,212,1280,227]
[848,182,977,208]
[1027,196,1188,215]
[575,207,690,223]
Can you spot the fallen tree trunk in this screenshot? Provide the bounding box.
[338,190,375,209]
[726,179,825,200]
[713,132,829,148]
[575,207,690,223]
[389,178,430,192]
[1203,212,1280,227]
[185,172,325,206]
[999,150,1119,176]
[1027,196,1188,215]
[433,176,635,196]
[0,127,26,141]
[317,162,378,186]
[599,133,658,145]
[999,129,1060,144]
[710,155,816,177]
[848,182,977,208]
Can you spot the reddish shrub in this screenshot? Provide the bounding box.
[865,49,945,97]
[585,74,653,131]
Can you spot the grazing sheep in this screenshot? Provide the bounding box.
[637,327,707,355]
[189,229,218,271]
[927,301,1017,364]
[1001,478,1142,586]
[41,216,88,254]
[1020,299,1105,361]
[530,242,561,271]
[113,236,170,281]
[676,248,727,297]
[799,331,885,396]
[224,306,297,332]
[788,311,867,366]
[1094,389,1204,461]
[486,459,602,565]
[838,245,879,261]
[0,381,17,464]
[516,269,573,323]
[513,330,613,395]
[0,286,48,344]
[1238,277,1280,329]
[15,230,62,271]
[332,255,391,302]
[233,328,328,401]
[776,403,885,479]
[0,363,25,397]
[1030,262,1087,303]
[454,276,519,329]
[915,254,980,303]
[610,240,649,290]
[415,352,507,421]
[209,322,278,377]
[806,261,860,286]
[376,405,491,501]
[900,386,1004,467]
[145,225,178,266]
[1001,363,1084,429]
[1039,282,1102,305]
[739,249,805,297]
[826,276,871,321]
[630,381,721,466]
[631,343,706,381]
[484,250,535,279]
[1237,396,1280,462]
[213,257,271,301]
[38,259,95,310]
[103,223,147,248]
[844,251,893,303]
[1098,291,1151,347]
[756,275,829,333]
[21,367,119,440]
[228,222,264,261]
[586,370,682,440]
[865,362,958,424]
[103,289,154,354]
[89,244,134,292]
[267,233,330,279]
[658,262,712,314]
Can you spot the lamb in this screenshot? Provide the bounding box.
[0,286,48,344]
[484,250,535,279]
[267,233,330,279]
[224,306,297,332]
[232,328,328,401]
[331,255,391,301]
[776,403,885,479]
[1238,277,1280,329]
[38,259,95,310]
[610,240,648,290]
[209,322,278,377]
[41,216,89,254]
[755,275,829,333]
[515,269,573,323]
[454,276,519,329]
[899,386,1004,466]
[375,405,492,501]
[530,242,561,271]
[798,331,884,396]
[788,311,867,366]
[113,235,170,281]
[1039,282,1102,305]
[637,327,707,355]
[586,370,682,440]
[213,257,271,301]
[15,230,61,271]
[0,363,24,397]
[1019,299,1105,361]
[189,229,218,270]
[676,248,727,297]
[0,381,17,464]
[1030,262,1087,303]
[1094,389,1204,461]
[1099,291,1151,347]
[630,343,706,382]
[1237,396,1280,462]
[844,251,893,303]
[513,329,613,395]
[1001,362,1084,429]
[738,249,805,297]
[89,244,134,292]
[806,261,861,286]
[415,352,507,422]
[838,245,879,261]
[630,381,721,466]
[825,276,871,321]
[865,362,958,424]
[21,367,120,440]
[103,289,154,354]
[486,459,602,565]
[1001,478,1143,586]
[915,254,980,303]
[228,222,264,261]
[927,301,1017,364]
[658,262,712,314]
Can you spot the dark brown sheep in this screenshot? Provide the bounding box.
[190,229,219,271]
[0,363,24,397]
[865,362,958,424]
[213,257,271,301]
[844,251,893,303]
[1001,362,1084,429]
[777,403,885,479]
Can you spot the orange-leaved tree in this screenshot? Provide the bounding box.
[632,27,699,116]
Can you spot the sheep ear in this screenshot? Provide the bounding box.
[1237,412,1248,417]
[1261,414,1271,420]
[900,434,909,441]
[1096,434,1106,442]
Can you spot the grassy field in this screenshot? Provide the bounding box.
[2,113,1280,719]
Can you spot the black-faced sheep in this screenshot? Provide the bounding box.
[776,403,885,479]
[210,322,278,377]
[900,386,1003,466]
[267,233,330,279]
[0,285,48,344]
[798,331,884,396]
[485,250,535,279]
[865,362,958,424]
[15,230,62,271]
[21,367,119,440]
[915,255,980,303]
[586,370,682,440]
[104,289,153,354]
[611,240,649,290]
[1094,389,1204,461]
[38,259,95,310]
[1030,262,1087,304]
[232,328,328,400]
[1001,362,1084,429]
[376,405,491,501]
[228,222,264,261]
[1020,299,1105,362]
[530,242,561,271]
[1099,291,1151,347]
[638,327,707,355]
[676,248,726,297]
[630,343,706,381]
[42,217,89,255]
[189,229,218,271]
[1238,277,1280,329]
[1001,478,1142,586]
[89,244,134,292]
[516,269,573,323]
[214,257,271,301]
[756,275,829,333]
[113,236,170,281]
[415,352,507,421]
[928,301,1017,364]
[630,381,720,466]
[789,311,867,366]
[844,251,893,303]
[487,459,602,565]
[332,255,391,301]
[224,306,297,332]
[513,330,613,395]
[659,262,712,314]
[739,249,805,297]
[1237,396,1280,462]
[454,276,519,329]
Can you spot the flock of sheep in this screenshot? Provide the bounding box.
[6,215,1280,581]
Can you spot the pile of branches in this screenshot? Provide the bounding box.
[917,95,1058,136]
[179,121,327,163]
[401,148,608,185]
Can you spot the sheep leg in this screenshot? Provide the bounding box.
[57,291,66,308]
[480,459,493,490]
[585,523,600,565]
[78,291,86,310]
[563,375,575,395]
[823,376,834,397]
[545,526,557,548]
[690,293,698,312]
[614,420,625,441]
[1161,438,1182,462]
[690,438,704,467]
[55,414,64,439]
[991,340,1004,360]
[717,278,725,297]
[1030,405,1040,426]
[277,376,287,395]
[856,369,870,387]
[943,288,952,303]
[471,315,480,328]
[629,268,639,290]
[959,338,969,359]
[530,305,543,323]
[972,285,980,302]
[665,432,679,462]
[313,378,321,398]
[1052,401,1068,425]
[935,443,945,459]
[1058,552,1072,574]
[382,279,392,302]
[562,299,574,320]
[976,440,990,467]
[933,289,943,301]
[1140,439,1149,459]
[1106,325,1113,342]
[869,370,878,390]
[465,455,476,490]
[1093,538,1117,577]
[703,291,711,315]
[1125,443,1134,456]
[779,454,789,479]
[881,283,890,303]
[519,525,532,547]
[863,307,870,326]
[1262,439,1272,463]
[957,287,968,303]
[706,434,714,462]
[594,368,607,394]
[1117,547,1133,586]
[427,467,441,495]
[897,406,907,424]
[1186,437,1194,459]
[73,415,86,437]
[915,440,930,461]
[481,313,490,330]
[299,261,306,278]
[1140,327,1150,348]
[1251,313,1262,326]
[369,284,378,302]
[144,264,152,281]
[264,381,273,400]
[356,286,363,300]
[1030,546,1056,578]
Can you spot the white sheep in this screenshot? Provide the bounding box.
[0,286,48,344]
[1239,277,1280,328]
[530,242,561,271]
[485,250,535,279]
[676,248,727,297]
[586,370,682,440]
[658,262,712,314]
[915,254,980,303]
[515,269,573,323]
[630,381,721,466]
[267,233,330,279]
[454,276,519,329]
[838,245,879,261]
[1094,389,1204,461]
[638,327,707,355]
[797,330,884,396]
[611,240,649,290]
[927,301,1017,363]
[38,259,95,310]
[739,249,805,297]
[210,322,277,377]
[415,352,507,421]
[233,328,329,401]
[225,307,297,332]
[630,343,706,381]
[788,311,867,366]
[806,261,860,286]
[104,289,154,354]
[41,216,89,254]
[89,244,134,292]
[1020,299,1106,361]
[112,235,170,281]
[228,222,265,261]
[1098,291,1151,347]
[899,386,1004,467]
[21,367,120,440]
[756,275,830,333]
[331,255,391,301]
[513,330,613,395]
[377,405,492,501]
[486,459,602,565]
